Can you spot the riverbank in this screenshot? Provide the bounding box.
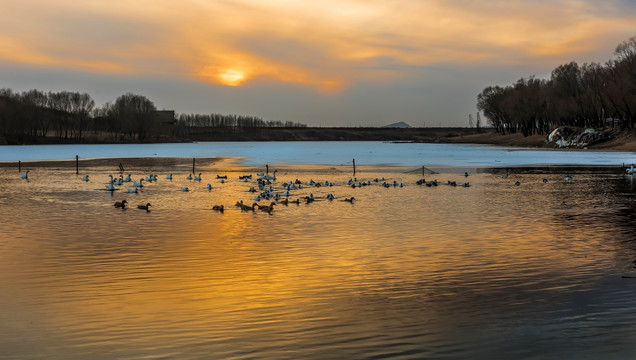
[442,128,636,152]
[2,127,635,151]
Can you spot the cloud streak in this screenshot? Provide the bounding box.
[0,0,634,125]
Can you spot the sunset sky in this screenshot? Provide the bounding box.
[1,0,634,127]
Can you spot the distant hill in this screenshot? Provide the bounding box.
[382,121,412,128]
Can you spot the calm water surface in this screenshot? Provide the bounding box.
[2,141,635,166]
[1,161,636,359]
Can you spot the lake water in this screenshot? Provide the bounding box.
[1,143,636,359]
[1,141,635,167]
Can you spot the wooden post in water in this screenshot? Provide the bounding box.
[266,164,269,175]
[422,166,425,176]
[353,159,356,176]
[18,161,21,173]
[192,158,196,174]
[75,155,79,175]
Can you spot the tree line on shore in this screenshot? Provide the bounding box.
[477,36,636,136]
[0,89,305,143]
[173,113,306,138]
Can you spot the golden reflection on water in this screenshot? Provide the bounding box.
[1,164,636,358]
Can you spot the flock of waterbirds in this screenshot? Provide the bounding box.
[18,164,636,215]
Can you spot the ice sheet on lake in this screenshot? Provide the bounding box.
[1,141,634,167]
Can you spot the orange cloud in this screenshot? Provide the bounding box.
[0,0,634,91]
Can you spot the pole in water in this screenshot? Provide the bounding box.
[266,164,269,175]
[422,166,425,176]
[19,160,21,173]
[75,155,79,175]
[193,158,196,174]
[353,158,356,176]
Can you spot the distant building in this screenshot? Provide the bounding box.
[382,121,412,128]
[154,110,176,135]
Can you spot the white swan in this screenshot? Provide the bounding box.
[127,188,138,193]
[206,184,212,190]
[133,178,144,188]
[21,170,29,179]
[627,165,635,175]
[81,174,89,182]
[181,187,189,192]
[194,173,202,181]
[259,170,277,181]
[166,173,172,180]
[186,174,193,180]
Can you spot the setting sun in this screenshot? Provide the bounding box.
[218,68,247,86]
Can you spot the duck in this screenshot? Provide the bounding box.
[194,173,202,181]
[206,184,213,190]
[137,203,152,211]
[212,205,224,213]
[166,173,173,180]
[114,199,127,209]
[542,178,548,183]
[239,202,257,212]
[181,187,189,192]
[186,174,193,180]
[81,174,89,182]
[257,202,276,213]
[217,175,228,179]
[565,175,573,181]
[464,172,469,177]
[344,197,355,203]
[326,193,334,200]
[515,181,521,186]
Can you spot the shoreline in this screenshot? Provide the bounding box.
[441,129,636,152]
[1,156,631,176]
[2,128,635,151]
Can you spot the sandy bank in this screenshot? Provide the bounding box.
[442,129,636,152]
